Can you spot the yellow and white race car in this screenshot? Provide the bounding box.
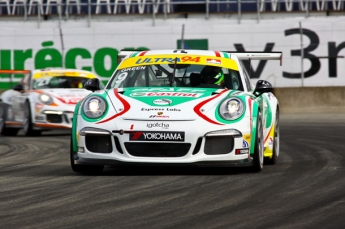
[0,68,102,136]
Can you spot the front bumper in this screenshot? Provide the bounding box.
[74,156,253,167]
[74,119,253,167]
[34,109,74,129]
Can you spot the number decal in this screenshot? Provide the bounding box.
[181,56,200,63]
[116,72,128,83]
[190,57,200,62]
[181,56,191,62]
[36,78,50,87]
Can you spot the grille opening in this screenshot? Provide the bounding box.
[85,135,112,153]
[204,136,234,155]
[192,137,203,155]
[46,114,62,123]
[114,136,123,154]
[125,143,191,157]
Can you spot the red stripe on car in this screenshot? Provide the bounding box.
[96,89,131,124]
[193,89,228,125]
[264,126,273,143]
[214,51,221,57]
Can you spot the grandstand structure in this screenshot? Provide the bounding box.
[0,0,344,22]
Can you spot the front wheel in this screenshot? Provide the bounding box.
[23,102,41,136]
[70,136,104,174]
[251,111,264,172]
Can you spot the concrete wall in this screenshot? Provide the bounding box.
[273,87,345,114]
[1,16,345,88]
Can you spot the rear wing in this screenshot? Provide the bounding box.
[223,52,282,66]
[0,70,31,74]
[0,69,31,89]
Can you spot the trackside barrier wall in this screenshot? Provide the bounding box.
[273,87,345,114]
[0,17,345,88]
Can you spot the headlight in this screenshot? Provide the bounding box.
[83,96,107,119]
[219,98,244,120]
[39,94,53,105]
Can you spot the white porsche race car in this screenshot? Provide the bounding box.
[71,49,282,174]
[0,68,100,136]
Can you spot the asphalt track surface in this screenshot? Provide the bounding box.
[1,113,345,229]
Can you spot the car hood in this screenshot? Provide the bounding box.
[106,87,233,121]
[40,88,92,105]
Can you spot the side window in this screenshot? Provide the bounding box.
[230,70,240,90]
[223,68,243,91]
[134,70,147,87]
[239,61,252,91]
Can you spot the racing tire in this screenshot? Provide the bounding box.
[251,111,264,172]
[23,102,41,136]
[70,136,104,174]
[0,104,19,136]
[265,109,280,165]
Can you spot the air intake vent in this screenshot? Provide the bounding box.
[204,136,234,155]
[125,143,191,157]
[85,135,112,153]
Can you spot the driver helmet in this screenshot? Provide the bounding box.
[213,70,225,86]
[71,80,83,88]
[201,66,224,86]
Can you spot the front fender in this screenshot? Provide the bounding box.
[71,101,82,152]
[249,98,260,155]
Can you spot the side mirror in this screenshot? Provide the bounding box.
[13,84,24,92]
[84,78,101,92]
[253,80,273,97]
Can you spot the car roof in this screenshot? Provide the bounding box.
[123,49,237,59]
[119,49,282,65]
[31,68,98,79]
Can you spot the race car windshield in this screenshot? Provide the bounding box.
[33,76,91,89]
[107,64,243,90]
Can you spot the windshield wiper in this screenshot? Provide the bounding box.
[170,58,177,87]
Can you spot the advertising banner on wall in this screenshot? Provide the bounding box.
[0,17,344,88]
